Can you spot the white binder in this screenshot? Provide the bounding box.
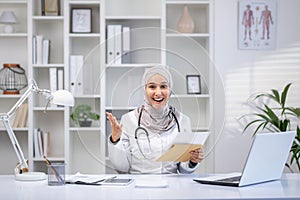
[114,25,122,64]
[106,25,115,64]
[70,55,83,95]
[49,68,57,107]
[42,39,50,64]
[122,26,130,64]
[36,35,44,65]
[57,68,64,90]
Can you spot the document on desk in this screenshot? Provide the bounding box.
[156,132,209,162]
[66,172,116,185]
[135,175,169,188]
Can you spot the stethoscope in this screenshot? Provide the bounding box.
[134,106,180,159]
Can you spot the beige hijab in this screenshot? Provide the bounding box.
[135,66,180,134]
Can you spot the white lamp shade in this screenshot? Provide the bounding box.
[52,90,74,106]
[0,11,17,24]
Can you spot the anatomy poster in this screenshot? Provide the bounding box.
[238,0,277,50]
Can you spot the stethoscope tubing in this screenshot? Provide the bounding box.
[134,106,180,159]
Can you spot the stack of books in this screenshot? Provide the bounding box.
[12,103,28,128]
[33,128,50,158]
[32,35,50,65]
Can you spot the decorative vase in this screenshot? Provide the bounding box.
[177,5,195,33]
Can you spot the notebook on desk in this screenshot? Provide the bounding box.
[194,131,296,187]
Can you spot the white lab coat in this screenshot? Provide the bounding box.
[108,110,199,174]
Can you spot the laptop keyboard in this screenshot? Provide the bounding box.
[217,176,241,182]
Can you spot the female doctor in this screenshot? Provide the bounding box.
[106,66,204,174]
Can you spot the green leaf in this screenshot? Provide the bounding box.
[242,119,264,134]
[281,83,292,107]
[271,89,280,104]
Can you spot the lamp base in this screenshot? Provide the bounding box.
[15,172,47,181]
[3,24,14,33]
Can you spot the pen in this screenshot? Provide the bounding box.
[44,156,64,184]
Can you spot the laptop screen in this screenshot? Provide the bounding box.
[239,131,296,186]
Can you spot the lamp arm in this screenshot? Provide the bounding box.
[6,80,39,118]
[0,80,52,174]
[2,119,28,173]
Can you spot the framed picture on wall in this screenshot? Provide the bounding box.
[186,75,201,94]
[71,8,92,33]
[238,0,277,50]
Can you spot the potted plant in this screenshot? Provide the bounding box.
[70,104,100,127]
[241,83,300,172]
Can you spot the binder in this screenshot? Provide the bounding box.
[36,35,44,65]
[32,36,37,64]
[106,25,115,64]
[57,68,64,90]
[83,64,93,95]
[122,26,131,64]
[69,55,83,95]
[49,68,57,92]
[49,68,57,108]
[114,25,122,64]
[42,39,50,64]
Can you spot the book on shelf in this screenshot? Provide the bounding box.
[33,128,50,158]
[12,103,28,128]
[35,35,44,65]
[32,36,37,64]
[12,105,21,128]
[42,131,50,157]
[32,35,50,65]
[42,39,50,64]
[18,103,28,128]
[33,128,42,158]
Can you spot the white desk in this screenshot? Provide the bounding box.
[1,173,300,200]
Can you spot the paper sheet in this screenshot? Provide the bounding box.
[66,172,115,185]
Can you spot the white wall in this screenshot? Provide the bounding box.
[213,0,300,173]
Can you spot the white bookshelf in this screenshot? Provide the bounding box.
[0,0,214,175]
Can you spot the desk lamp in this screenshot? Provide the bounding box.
[0,79,74,181]
[0,11,17,33]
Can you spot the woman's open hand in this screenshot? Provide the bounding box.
[106,112,123,142]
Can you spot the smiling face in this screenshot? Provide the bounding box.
[145,74,171,110]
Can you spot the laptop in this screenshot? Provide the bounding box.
[194,131,296,187]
